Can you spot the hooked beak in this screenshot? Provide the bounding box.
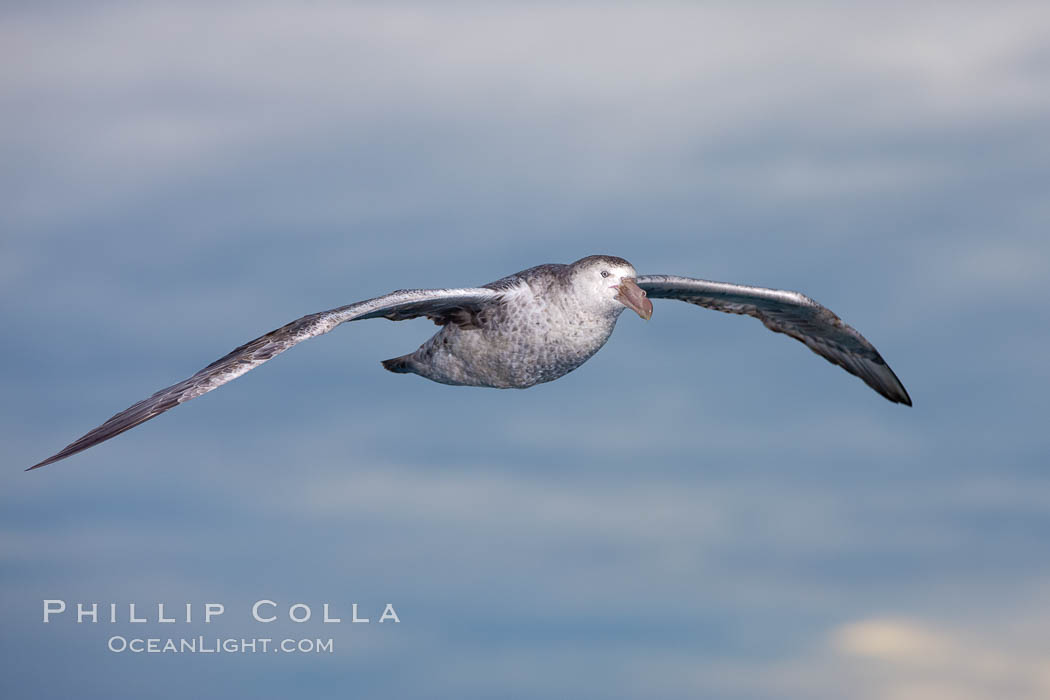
[616,278,653,320]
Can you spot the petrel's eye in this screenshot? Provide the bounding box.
[600,271,610,278]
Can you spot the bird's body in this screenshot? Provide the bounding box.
[383,260,629,388]
[28,255,911,471]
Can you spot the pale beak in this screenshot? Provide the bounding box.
[616,278,653,320]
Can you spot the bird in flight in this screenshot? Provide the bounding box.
[28,255,911,470]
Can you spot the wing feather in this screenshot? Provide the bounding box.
[635,275,911,405]
[28,287,502,470]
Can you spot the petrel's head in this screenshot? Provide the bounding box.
[568,255,653,320]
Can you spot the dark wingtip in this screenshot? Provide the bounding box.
[26,456,58,472]
[26,446,80,470]
[878,378,912,406]
[874,358,912,407]
[26,440,97,471]
[890,374,912,407]
[875,389,911,407]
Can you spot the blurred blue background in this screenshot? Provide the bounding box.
[3,2,1049,698]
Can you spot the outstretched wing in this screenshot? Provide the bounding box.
[28,287,503,470]
[635,275,911,406]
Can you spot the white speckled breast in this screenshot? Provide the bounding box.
[407,274,623,388]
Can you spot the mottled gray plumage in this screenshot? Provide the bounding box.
[384,258,634,388]
[28,255,910,471]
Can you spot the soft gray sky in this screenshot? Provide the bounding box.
[3,2,1049,699]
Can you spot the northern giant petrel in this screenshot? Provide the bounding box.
[28,255,911,470]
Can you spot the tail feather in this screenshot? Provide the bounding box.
[381,355,416,374]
